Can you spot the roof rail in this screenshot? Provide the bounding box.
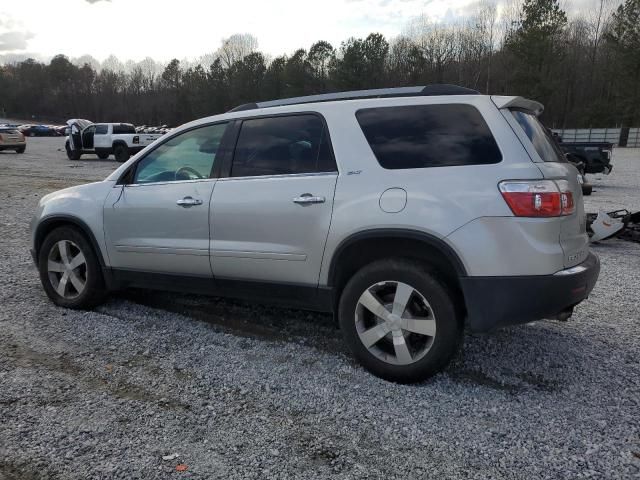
[227,84,479,112]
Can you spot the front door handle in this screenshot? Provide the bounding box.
[176,196,203,207]
[293,193,326,205]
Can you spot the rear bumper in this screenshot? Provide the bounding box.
[461,252,600,332]
[0,143,25,148]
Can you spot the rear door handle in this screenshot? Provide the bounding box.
[176,196,203,207]
[293,194,326,205]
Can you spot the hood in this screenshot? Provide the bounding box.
[67,119,93,130]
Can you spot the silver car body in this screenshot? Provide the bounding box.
[31,91,595,330]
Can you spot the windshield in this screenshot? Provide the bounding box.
[511,110,565,162]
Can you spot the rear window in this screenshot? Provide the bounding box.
[355,104,502,169]
[112,124,136,134]
[511,110,565,162]
[95,124,108,135]
[0,128,19,134]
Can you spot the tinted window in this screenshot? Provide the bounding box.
[231,115,335,177]
[133,123,228,184]
[511,110,565,162]
[95,124,108,135]
[356,104,502,169]
[113,124,136,134]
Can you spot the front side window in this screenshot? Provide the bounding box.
[95,124,108,135]
[356,104,502,169]
[133,123,228,184]
[231,114,335,177]
[511,110,565,163]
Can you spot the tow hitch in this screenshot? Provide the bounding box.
[587,209,640,243]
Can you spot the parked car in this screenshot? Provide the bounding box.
[19,124,57,137]
[30,85,599,383]
[557,140,613,175]
[0,127,26,153]
[65,120,163,162]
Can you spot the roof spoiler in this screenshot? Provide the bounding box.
[491,96,544,116]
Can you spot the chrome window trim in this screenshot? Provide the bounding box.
[217,171,338,182]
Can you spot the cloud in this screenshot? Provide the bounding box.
[0,31,34,51]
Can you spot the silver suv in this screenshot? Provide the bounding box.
[30,85,600,383]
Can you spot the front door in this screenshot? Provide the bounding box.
[103,122,230,276]
[210,114,338,285]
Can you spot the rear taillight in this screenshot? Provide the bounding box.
[499,180,575,217]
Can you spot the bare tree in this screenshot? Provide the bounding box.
[216,33,259,69]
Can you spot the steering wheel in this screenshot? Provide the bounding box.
[175,166,204,181]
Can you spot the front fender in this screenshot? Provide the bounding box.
[31,181,114,266]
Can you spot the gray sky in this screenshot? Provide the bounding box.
[0,0,601,64]
[0,0,481,62]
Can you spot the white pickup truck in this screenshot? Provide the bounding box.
[65,119,162,162]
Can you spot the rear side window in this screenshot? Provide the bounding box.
[231,114,336,177]
[511,110,565,162]
[95,125,108,135]
[113,124,136,134]
[356,104,502,169]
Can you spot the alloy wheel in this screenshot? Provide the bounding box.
[47,240,87,299]
[355,281,437,365]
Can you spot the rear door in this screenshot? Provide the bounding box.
[210,114,338,285]
[103,122,230,276]
[507,109,589,268]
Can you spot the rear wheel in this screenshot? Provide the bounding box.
[338,259,462,383]
[114,144,129,162]
[15,146,25,154]
[38,226,107,309]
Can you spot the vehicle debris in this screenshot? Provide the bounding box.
[587,209,640,243]
[162,453,179,461]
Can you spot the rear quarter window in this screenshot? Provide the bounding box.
[355,104,502,169]
[510,110,565,162]
[112,124,136,134]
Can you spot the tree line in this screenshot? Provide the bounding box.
[1,0,639,129]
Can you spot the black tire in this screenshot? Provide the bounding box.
[66,142,81,160]
[582,183,593,196]
[97,152,110,160]
[114,144,129,162]
[338,258,462,383]
[38,226,107,309]
[15,146,25,154]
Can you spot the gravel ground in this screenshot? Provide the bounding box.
[0,137,639,479]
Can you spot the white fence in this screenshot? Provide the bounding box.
[551,127,640,147]
[627,128,640,148]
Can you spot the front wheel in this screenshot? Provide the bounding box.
[66,143,81,160]
[15,146,25,154]
[38,226,107,309]
[97,152,110,160]
[338,259,462,383]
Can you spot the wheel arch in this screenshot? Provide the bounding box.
[327,229,467,311]
[34,215,106,267]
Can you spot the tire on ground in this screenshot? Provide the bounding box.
[65,142,81,160]
[97,152,110,160]
[16,146,25,153]
[114,143,130,162]
[38,226,107,309]
[338,258,463,383]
